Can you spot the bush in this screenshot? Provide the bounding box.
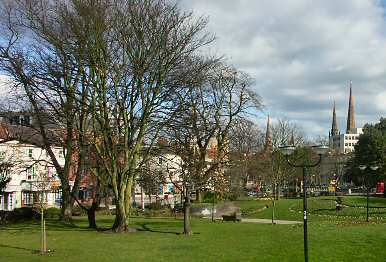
[45,207,61,219]
[0,207,39,224]
[202,192,215,203]
[146,202,163,210]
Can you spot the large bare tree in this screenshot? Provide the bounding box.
[164,61,261,234]
[79,0,213,232]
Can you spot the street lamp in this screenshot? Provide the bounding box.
[279,145,329,262]
[358,164,379,222]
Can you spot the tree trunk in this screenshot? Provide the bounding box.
[87,180,101,229]
[113,200,128,232]
[87,202,98,229]
[183,196,192,235]
[112,177,134,233]
[196,189,202,203]
[40,206,47,253]
[61,188,72,222]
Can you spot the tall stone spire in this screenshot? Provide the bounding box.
[330,101,339,136]
[289,131,295,146]
[264,115,273,153]
[346,81,356,134]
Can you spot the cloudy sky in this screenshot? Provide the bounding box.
[180,0,386,138]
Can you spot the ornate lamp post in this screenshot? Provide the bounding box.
[279,145,329,262]
[358,165,379,222]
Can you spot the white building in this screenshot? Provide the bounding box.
[0,125,64,211]
[330,128,363,154]
[329,82,363,154]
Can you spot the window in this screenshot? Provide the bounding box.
[26,166,36,180]
[59,150,64,158]
[22,115,31,126]
[23,192,33,206]
[0,151,5,161]
[53,189,61,205]
[10,116,20,125]
[8,193,13,210]
[26,168,32,180]
[27,149,33,158]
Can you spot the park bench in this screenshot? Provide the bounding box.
[222,212,241,222]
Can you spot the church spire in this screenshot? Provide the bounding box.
[289,131,295,146]
[264,115,273,153]
[346,81,356,134]
[330,101,339,136]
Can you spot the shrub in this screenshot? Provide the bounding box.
[146,202,163,210]
[0,207,39,224]
[202,192,215,203]
[45,207,61,219]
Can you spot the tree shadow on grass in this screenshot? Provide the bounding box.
[137,222,200,235]
[0,243,37,253]
[0,219,94,233]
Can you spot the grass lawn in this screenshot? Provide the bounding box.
[2,204,386,261]
[236,196,386,221]
[2,197,386,261]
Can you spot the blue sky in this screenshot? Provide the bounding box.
[180,0,386,138]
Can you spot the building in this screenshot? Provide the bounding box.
[0,111,58,129]
[0,120,95,211]
[329,81,363,154]
[0,124,64,211]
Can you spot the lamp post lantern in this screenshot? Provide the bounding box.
[358,165,379,222]
[279,145,328,262]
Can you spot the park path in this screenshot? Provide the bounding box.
[240,218,301,225]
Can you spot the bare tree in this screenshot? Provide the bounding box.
[272,118,305,148]
[164,61,261,234]
[0,0,95,222]
[77,0,213,232]
[228,119,264,190]
[32,165,57,254]
[137,161,167,205]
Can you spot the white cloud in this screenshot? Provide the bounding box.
[180,0,386,137]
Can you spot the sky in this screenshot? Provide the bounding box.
[180,0,386,138]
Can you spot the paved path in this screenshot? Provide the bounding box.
[241,218,301,225]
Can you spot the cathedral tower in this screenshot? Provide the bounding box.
[330,101,339,137]
[346,81,356,134]
[264,115,273,153]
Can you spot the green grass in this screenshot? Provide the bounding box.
[2,197,386,261]
[236,196,386,221]
[235,198,303,221]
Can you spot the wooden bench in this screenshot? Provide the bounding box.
[222,213,241,222]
